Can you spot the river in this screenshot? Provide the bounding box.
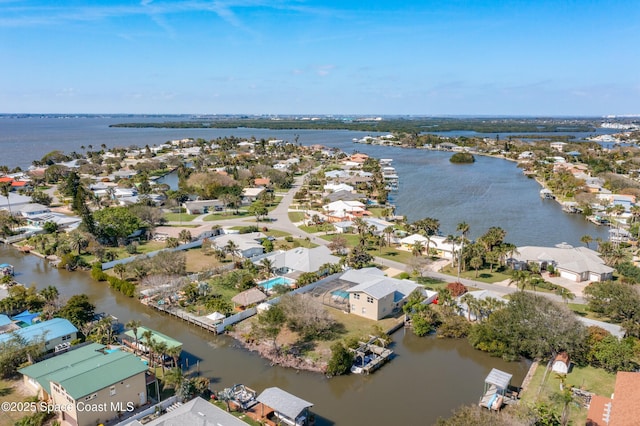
[1,245,529,425]
[0,117,607,424]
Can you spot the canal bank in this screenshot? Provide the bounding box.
[0,244,529,425]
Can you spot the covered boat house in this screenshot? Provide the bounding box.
[256,387,314,426]
[479,368,512,411]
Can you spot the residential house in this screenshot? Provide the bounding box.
[550,141,568,152]
[587,372,640,426]
[513,243,614,282]
[125,396,247,426]
[241,187,265,205]
[213,232,266,258]
[342,268,422,320]
[253,177,271,187]
[324,183,354,193]
[325,190,364,203]
[122,326,182,357]
[322,200,367,221]
[255,246,340,276]
[399,234,461,259]
[456,290,507,322]
[0,192,32,212]
[182,199,224,215]
[0,318,77,351]
[18,203,51,218]
[19,343,148,426]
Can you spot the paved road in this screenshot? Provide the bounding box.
[159,170,624,335]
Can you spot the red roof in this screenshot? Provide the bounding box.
[0,177,13,183]
[11,181,28,187]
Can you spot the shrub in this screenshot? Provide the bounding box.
[91,264,108,281]
[446,282,468,297]
[326,342,354,376]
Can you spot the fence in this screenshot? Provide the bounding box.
[102,240,203,270]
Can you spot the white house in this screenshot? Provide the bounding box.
[322,200,366,220]
[213,232,266,258]
[255,246,340,275]
[513,243,614,282]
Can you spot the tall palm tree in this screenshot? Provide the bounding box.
[383,226,395,247]
[0,182,12,215]
[411,241,424,257]
[142,330,154,367]
[456,222,470,282]
[260,258,274,279]
[508,270,530,291]
[166,346,182,369]
[580,235,593,249]
[225,240,240,263]
[125,320,141,355]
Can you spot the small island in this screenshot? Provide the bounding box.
[449,152,475,163]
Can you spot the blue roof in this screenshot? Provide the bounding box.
[0,314,12,327]
[0,318,77,345]
[12,310,41,325]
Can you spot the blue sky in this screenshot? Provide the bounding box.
[1,0,638,115]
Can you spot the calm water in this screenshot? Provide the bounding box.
[0,116,609,245]
[0,117,605,424]
[1,246,529,425]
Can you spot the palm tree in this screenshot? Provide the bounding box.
[508,270,530,291]
[260,258,274,279]
[162,367,184,394]
[383,226,395,247]
[178,229,192,244]
[580,235,593,249]
[166,346,182,369]
[459,293,476,321]
[40,285,59,304]
[456,222,470,281]
[0,182,12,215]
[142,330,154,367]
[470,256,483,278]
[225,240,240,263]
[555,287,575,304]
[114,263,127,280]
[154,341,169,373]
[411,240,424,257]
[68,230,88,255]
[125,320,141,355]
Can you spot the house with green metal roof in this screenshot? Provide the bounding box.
[19,343,148,426]
[122,326,182,354]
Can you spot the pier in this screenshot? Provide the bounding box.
[140,298,221,334]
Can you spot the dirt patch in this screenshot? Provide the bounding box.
[228,321,328,374]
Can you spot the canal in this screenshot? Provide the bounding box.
[1,245,529,425]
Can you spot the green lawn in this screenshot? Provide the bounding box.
[440,264,512,283]
[203,211,250,221]
[288,211,305,222]
[164,212,198,222]
[377,248,417,265]
[569,303,613,322]
[79,240,167,264]
[318,233,361,247]
[521,362,616,425]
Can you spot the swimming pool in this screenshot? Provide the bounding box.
[259,276,295,291]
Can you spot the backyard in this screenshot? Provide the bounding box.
[520,362,616,425]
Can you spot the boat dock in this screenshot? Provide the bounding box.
[141,298,220,334]
[350,337,394,375]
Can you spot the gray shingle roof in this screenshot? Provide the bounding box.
[256,387,313,421]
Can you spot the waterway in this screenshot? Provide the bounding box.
[0,117,608,423]
[0,116,610,245]
[1,245,530,425]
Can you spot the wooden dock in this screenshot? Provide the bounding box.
[350,337,394,375]
[141,298,220,334]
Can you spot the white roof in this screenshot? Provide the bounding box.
[343,269,420,301]
[514,245,613,275]
[258,246,340,273]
